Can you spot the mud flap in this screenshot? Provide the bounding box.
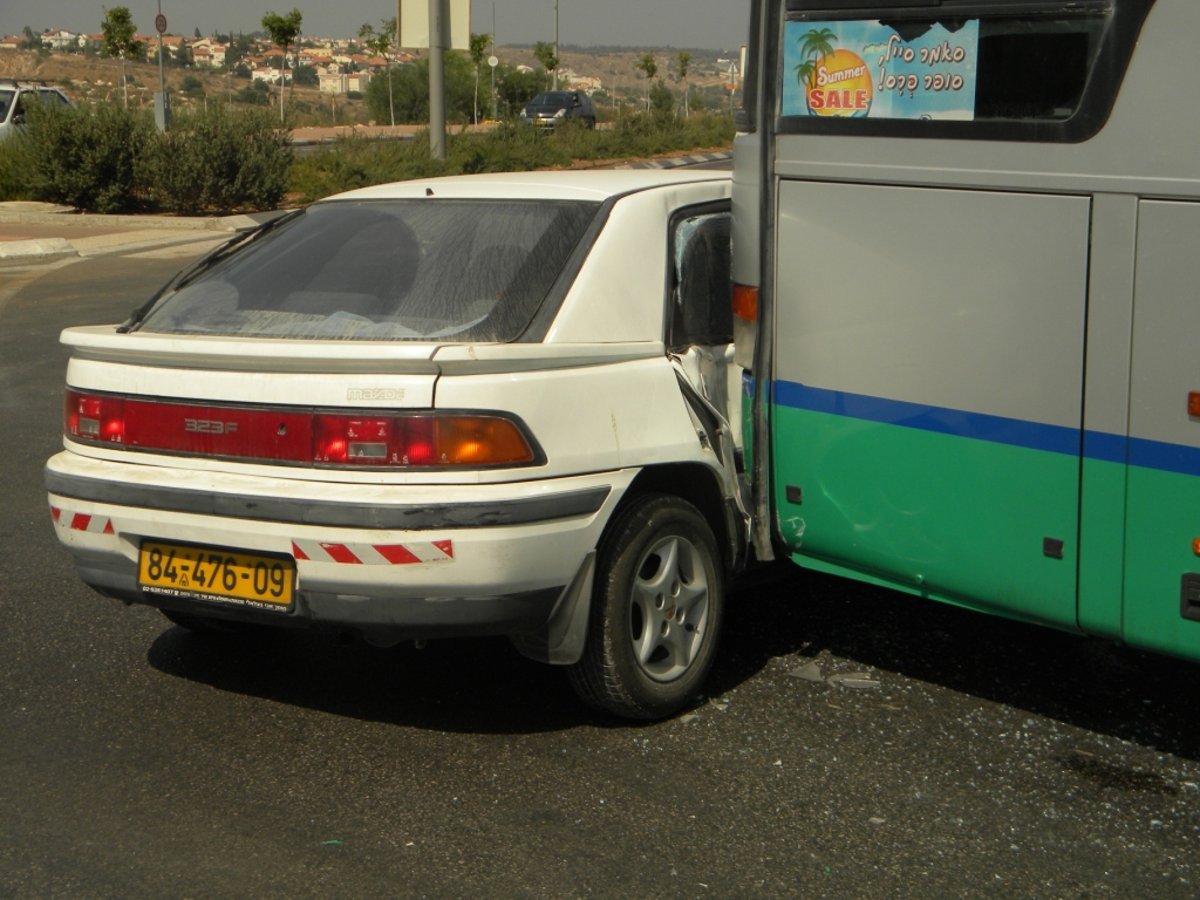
[509,550,596,665]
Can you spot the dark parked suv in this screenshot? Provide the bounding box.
[520,90,596,129]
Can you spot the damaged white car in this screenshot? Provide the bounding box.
[45,169,745,719]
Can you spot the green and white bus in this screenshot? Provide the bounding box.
[732,0,1200,661]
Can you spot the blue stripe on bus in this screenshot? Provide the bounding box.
[772,380,1200,477]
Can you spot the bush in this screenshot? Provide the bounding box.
[235,85,270,106]
[141,107,292,214]
[289,133,448,203]
[649,81,675,119]
[22,102,152,212]
[289,112,734,202]
[0,133,37,201]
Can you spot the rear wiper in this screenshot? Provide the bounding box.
[117,209,304,333]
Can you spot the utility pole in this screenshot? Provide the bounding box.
[429,0,447,160]
[552,0,559,90]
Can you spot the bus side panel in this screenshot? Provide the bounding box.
[772,180,1088,628]
[1122,200,1200,659]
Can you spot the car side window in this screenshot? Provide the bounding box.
[669,209,732,350]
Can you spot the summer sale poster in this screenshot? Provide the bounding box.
[781,19,979,120]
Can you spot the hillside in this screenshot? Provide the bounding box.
[0,45,739,125]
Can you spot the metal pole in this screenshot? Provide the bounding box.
[154,0,169,131]
[490,2,496,120]
[552,0,559,90]
[428,0,446,161]
[157,2,165,97]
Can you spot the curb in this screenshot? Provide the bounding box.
[0,228,232,263]
[0,203,254,232]
[0,204,278,261]
[621,151,732,170]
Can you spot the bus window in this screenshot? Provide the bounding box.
[777,0,1153,142]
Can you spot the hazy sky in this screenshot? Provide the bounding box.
[0,1,751,51]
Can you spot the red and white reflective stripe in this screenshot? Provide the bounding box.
[49,506,114,535]
[291,539,454,566]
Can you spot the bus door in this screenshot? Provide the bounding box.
[1122,199,1200,659]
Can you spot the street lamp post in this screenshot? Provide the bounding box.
[552,0,558,90]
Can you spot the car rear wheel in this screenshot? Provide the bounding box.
[568,493,724,719]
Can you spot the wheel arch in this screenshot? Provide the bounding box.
[620,462,747,575]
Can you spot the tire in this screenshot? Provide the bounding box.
[568,493,724,719]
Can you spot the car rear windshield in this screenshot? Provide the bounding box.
[136,198,600,342]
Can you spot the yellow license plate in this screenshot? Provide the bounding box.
[138,541,295,611]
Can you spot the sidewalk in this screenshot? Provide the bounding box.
[0,202,271,262]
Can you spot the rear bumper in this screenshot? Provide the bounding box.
[71,540,565,643]
[46,451,626,646]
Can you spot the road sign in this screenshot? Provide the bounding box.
[398,0,469,50]
[155,13,167,34]
[488,55,498,68]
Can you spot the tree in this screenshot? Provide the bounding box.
[468,33,490,124]
[224,34,254,71]
[649,79,674,118]
[170,39,192,69]
[261,8,302,122]
[21,26,43,51]
[496,66,542,118]
[359,19,395,126]
[295,64,319,86]
[533,41,558,89]
[101,7,142,109]
[636,53,657,111]
[677,51,691,117]
[364,55,477,125]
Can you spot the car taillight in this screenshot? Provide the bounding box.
[65,389,125,444]
[63,389,537,468]
[313,413,534,466]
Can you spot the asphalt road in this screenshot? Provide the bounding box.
[1,248,1198,897]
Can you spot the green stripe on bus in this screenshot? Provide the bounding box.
[771,407,1078,629]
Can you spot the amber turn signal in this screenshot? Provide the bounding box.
[732,283,759,322]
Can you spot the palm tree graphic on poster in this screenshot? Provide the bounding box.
[793,27,837,90]
[792,28,840,90]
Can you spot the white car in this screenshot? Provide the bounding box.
[45,169,745,719]
[0,80,72,142]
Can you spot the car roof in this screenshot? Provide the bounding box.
[325,168,730,204]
